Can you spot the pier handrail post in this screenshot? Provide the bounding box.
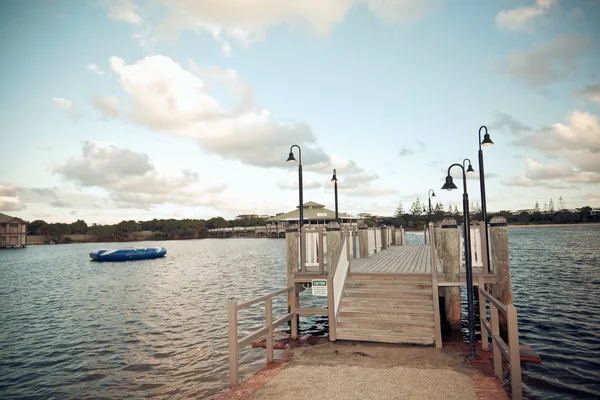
[507,304,523,400]
[380,225,388,250]
[358,227,368,258]
[265,298,274,363]
[228,301,239,387]
[491,303,502,381]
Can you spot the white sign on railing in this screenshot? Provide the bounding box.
[460,227,483,268]
[312,279,327,296]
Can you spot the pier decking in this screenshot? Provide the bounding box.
[350,243,485,276]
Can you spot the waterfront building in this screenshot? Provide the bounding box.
[266,201,362,227]
[0,213,28,248]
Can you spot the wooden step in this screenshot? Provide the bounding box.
[349,274,432,282]
[341,299,434,310]
[337,310,434,322]
[337,320,434,334]
[336,329,435,345]
[346,280,432,288]
[342,290,433,301]
[345,282,432,292]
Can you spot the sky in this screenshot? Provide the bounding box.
[0,0,599,224]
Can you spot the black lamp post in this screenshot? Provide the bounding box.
[287,145,303,229]
[427,189,436,225]
[478,126,494,272]
[331,169,339,223]
[442,159,477,358]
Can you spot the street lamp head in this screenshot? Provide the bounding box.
[441,175,458,191]
[431,191,436,198]
[331,169,337,183]
[286,152,296,163]
[481,132,494,146]
[466,163,475,173]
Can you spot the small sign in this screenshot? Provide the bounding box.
[311,279,327,296]
[316,212,328,217]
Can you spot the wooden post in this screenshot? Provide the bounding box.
[358,228,368,258]
[439,218,461,332]
[380,226,388,250]
[228,301,238,387]
[265,298,274,363]
[489,216,513,338]
[491,304,502,381]
[326,222,341,271]
[286,227,299,338]
[507,304,523,400]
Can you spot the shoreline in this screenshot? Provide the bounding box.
[507,222,600,229]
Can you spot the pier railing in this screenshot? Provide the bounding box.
[477,275,522,400]
[330,230,350,341]
[228,287,294,387]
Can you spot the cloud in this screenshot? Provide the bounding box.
[501,176,541,187]
[496,35,594,87]
[106,55,343,170]
[53,141,225,209]
[87,64,105,75]
[51,97,73,110]
[398,141,425,157]
[490,112,531,136]
[574,82,600,105]
[92,96,120,118]
[496,0,556,32]
[276,181,322,190]
[108,0,142,25]
[525,158,574,180]
[125,0,440,54]
[0,185,26,212]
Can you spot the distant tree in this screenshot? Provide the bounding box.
[543,202,548,213]
[558,196,566,211]
[434,202,444,213]
[70,219,88,235]
[470,201,482,221]
[28,220,46,235]
[394,202,405,218]
[448,204,453,213]
[116,220,141,241]
[454,205,459,215]
[548,199,555,215]
[410,198,424,217]
[534,201,540,213]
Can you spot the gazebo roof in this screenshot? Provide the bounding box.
[0,213,27,224]
[267,201,360,222]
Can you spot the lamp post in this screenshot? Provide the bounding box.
[427,189,436,225]
[331,169,339,223]
[442,160,477,358]
[286,145,303,229]
[478,126,494,272]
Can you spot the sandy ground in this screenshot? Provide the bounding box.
[248,341,482,400]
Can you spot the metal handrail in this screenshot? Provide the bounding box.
[477,275,522,400]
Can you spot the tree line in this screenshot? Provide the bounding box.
[27,216,270,244]
[380,196,597,229]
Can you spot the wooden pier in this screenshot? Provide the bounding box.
[227,217,528,399]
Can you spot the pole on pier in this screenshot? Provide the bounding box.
[380,225,388,250]
[489,216,513,339]
[358,227,368,258]
[439,218,462,332]
[286,226,300,338]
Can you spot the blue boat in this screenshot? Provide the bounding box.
[89,247,167,262]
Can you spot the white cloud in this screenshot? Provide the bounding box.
[0,185,26,212]
[51,97,73,110]
[277,181,322,190]
[86,64,105,75]
[496,0,556,32]
[92,96,120,118]
[106,55,336,169]
[54,142,224,209]
[496,35,593,87]
[525,158,575,180]
[501,176,541,187]
[108,0,142,25]
[137,0,439,53]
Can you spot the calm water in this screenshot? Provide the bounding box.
[0,227,599,399]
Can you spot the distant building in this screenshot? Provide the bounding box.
[235,214,272,220]
[0,213,28,248]
[267,201,363,227]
